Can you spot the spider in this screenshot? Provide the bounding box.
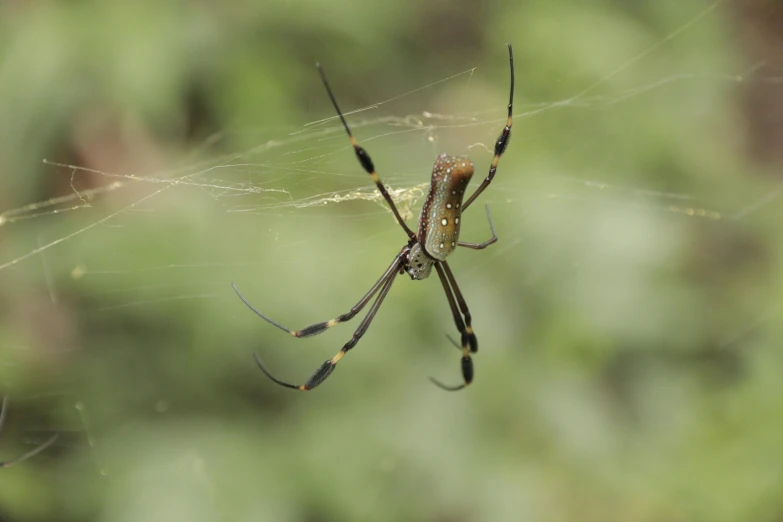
[232,44,514,391]
[0,396,58,468]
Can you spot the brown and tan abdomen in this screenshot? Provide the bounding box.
[417,154,474,261]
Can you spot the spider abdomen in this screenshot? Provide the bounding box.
[417,154,474,261]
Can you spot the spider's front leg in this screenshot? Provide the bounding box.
[254,268,399,391]
[429,262,478,391]
[232,252,404,339]
[234,249,406,391]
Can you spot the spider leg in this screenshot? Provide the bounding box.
[0,396,59,469]
[254,266,400,391]
[232,252,404,338]
[316,63,416,239]
[462,44,514,212]
[441,261,478,352]
[458,205,498,250]
[429,262,476,392]
[444,334,461,350]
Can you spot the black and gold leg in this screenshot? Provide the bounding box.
[462,44,514,212]
[232,253,404,338]
[316,63,416,239]
[254,264,400,391]
[458,205,498,250]
[441,260,478,353]
[429,263,474,391]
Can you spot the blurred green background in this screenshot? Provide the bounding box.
[1,0,782,520]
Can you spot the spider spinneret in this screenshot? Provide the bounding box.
[233,44,514,392]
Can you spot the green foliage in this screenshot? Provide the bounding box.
[1,0,782,521]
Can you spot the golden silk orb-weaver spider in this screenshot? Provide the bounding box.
[0,396,58,468]
[232,44,514,391]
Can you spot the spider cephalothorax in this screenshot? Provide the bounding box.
[405,243,434,280]
[233,44,514,391]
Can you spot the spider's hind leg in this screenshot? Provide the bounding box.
[461,43,514,213]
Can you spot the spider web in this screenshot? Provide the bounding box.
[1,1,783,520]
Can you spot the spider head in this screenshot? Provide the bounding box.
[406,242,434,280]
